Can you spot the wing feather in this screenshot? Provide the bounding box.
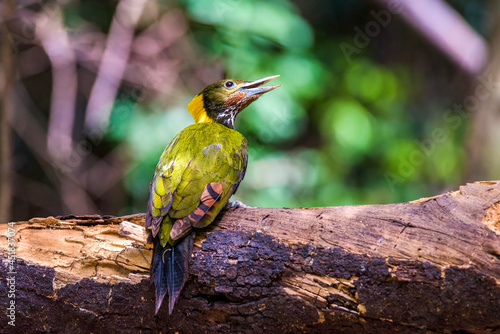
[146,123,248,246]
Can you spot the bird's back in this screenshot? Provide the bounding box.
[148,122,248,246]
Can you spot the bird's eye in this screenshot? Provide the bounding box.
[224,81,235,88]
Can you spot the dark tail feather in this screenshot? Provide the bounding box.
[151,232,195,315]
[151,241,168,314]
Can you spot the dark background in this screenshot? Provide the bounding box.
[1,0,498,222]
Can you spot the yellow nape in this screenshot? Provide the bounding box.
[187,94,215,123]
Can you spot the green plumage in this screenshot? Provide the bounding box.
[146,75,279,315]
[149,122,248,247]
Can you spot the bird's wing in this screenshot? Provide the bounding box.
[146,124,247,247]
[145,133,179,239]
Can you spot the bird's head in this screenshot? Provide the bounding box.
[187,75,280,129]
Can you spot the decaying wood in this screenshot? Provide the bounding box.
[1,181,500,333]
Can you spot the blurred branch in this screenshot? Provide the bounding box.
[85,0,148,130]
[9,89,99,215]
[128,11,187,95]
[0,0,16,222]
[30,5,99,215]
[36,6,77,163]
[375,0,488,75]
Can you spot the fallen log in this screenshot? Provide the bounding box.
[1,181,499,333]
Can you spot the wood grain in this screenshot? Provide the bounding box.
[1,181,499,333]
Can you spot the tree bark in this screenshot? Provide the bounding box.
[1,181,500,333]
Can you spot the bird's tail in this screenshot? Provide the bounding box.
[151,232,195,315]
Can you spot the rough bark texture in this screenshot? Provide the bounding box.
[1,181,500,333]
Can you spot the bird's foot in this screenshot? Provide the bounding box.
[225,200,254,210]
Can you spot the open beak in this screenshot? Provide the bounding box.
[239,75,281,98]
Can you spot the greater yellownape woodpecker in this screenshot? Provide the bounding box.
[146,75,280,315]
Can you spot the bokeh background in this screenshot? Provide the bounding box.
[1,0,499,222]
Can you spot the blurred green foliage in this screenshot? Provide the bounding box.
[105,0,469,212]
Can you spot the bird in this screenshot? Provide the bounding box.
[146,75,280,315]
